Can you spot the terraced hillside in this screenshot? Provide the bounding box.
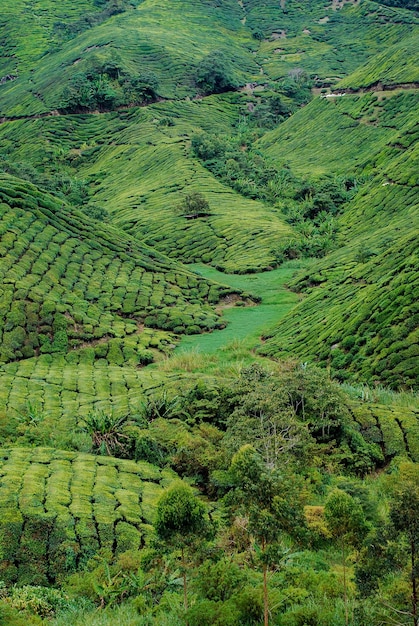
[0,98,295,272]
[0,174,241,365]
[0,0,418,117]
[259,97,419,388]
[0,1,417,621]
[0,446,179,585]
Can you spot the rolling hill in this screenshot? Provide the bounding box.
[0,1,418,618]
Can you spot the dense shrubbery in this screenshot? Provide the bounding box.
[191,131,356,260]
[0,361,416,624]
[194,51,240,95]
[59,64,159,113]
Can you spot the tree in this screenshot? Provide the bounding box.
[325,488,369,626]
[176,191,211,219]
[227,445,307,626]
[155,483,213,611]
[388,462,419,626]
[194,51,239,95]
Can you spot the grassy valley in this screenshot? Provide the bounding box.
[0,0,418,624]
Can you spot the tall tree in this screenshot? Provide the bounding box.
[227,445,307,626]
[388,462,419,626]
[325,488,369,626]
[155,483,213,612]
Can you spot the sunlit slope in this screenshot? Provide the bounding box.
[259,88,419,175]
[1,0,418,117]
[247,0,418,83]
[0,446,179,585]
[0,174,238,364]
[0,0,100,75]
[337,34,419,89]
[260,121,419,388]
[0,99,293,272]
[0,0,257,116]
[261,232,418,389]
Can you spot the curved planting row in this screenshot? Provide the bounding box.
[0,175,238,364]
[0,355,171,447]
[0,447,179,585]
[350,401,419,463]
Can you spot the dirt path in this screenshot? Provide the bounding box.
[1,82,418,126]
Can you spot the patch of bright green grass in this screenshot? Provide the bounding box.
[176,261,306,353]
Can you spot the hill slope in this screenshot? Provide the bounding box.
[260,108,419,388]
[0,446,179,585]
[0,174,239,364]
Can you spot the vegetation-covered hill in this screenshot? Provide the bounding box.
[0,174,242,364]
[0,0,418,117]
[0,0,418,624]
[259,92,419,389]
[0,447,179,585]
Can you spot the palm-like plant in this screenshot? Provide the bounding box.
[81,411,131,456]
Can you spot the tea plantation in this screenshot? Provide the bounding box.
[0,0,418,624]
[0,447,178,585]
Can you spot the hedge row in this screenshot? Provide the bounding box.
[0,447,178,585]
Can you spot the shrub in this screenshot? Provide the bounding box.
[176,192,211,219]
[80,411,132,456]
[6,585,69,619]
[194,51,239,95]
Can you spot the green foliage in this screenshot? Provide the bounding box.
[4,585,70,618]
[324,489,369,546]
[194,51,240,95]
[175,191,211,219]
[80,411,132,456]
[194,558,246,602]
[155,484,211,546]
[59,68,159,113]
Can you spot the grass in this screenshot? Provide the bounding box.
[176,261,305,353]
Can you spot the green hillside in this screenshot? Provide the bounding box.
[337,35,419,89]
[0,174,242,364]
[260,231,418,388]
[259,108,419,388]
[0,1,418,623]
[0,0,418,117]
[0,98,295,272]
[259,88,419,175]
[0,446,179,585]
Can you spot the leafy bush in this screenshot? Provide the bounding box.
[80,411,132,456]
[176,192,211,219]
[194,51,239,95]
[59,67,159,113]
[5,585,70,618]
